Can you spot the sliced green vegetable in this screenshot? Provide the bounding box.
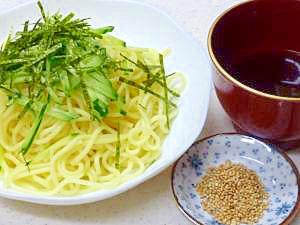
[119,77,176,108]
[86,74,117,100]
[159,54,170,129]
[93,98,108,117]
[47,86,63,104]
[120,53,179,97]
[0,88,80,121]
[17,99,33,121]
[93,26,114,35]
[59,70,71,96]
[20,97,49,155]
[99,34,126,47]
[37,1,47,22]
[48,108,80,121]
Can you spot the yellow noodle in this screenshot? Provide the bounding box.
[0,44,185,196]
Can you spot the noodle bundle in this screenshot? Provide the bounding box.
[0,2,184,196]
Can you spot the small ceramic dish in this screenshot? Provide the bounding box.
[171,133,300,225]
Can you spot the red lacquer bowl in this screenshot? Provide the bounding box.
[208,0,300,150]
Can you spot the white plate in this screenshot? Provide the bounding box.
[0,0,211,205]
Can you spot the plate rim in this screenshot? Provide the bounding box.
[171,133,300,225]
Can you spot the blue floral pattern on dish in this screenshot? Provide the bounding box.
[275,202,293,216]
[172,134,299,225]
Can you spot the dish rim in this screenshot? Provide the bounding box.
[0,0,211,205]
[171,133,300,225]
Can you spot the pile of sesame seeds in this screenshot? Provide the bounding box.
[197,160,269,225]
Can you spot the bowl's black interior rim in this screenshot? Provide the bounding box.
[171,133,300,225]
[207,0,300,102]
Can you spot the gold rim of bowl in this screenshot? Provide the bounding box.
[207,0,300,102]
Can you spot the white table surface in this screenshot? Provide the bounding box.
[0,0,299,224]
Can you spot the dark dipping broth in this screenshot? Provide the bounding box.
[211,0,300,97]
[232,50,300,97]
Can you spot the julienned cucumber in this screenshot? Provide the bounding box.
[100,34,126,47]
